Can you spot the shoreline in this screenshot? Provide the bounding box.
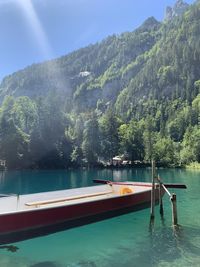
[2,162,200,171]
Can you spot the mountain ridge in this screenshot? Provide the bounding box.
[165,0,189,21]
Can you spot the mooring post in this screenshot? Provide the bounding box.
[171,193,178,226]
[17,194,19,210]
[158,175,164,216]
[150,160,156,220]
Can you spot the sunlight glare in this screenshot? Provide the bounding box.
[18,0,53,59]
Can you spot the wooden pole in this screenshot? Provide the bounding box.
[17,195,19,210]
[150,160,156,220]
[159,178,164,216]
[171,193,178,226]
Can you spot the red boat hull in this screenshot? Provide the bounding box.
[0,188,162,244]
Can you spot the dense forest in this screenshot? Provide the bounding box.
[0,0,199,169]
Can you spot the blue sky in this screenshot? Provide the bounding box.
[0,0,195,81]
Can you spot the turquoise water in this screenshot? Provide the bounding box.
[0,168,199,267]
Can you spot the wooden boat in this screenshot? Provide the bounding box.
[0,181,165,244]
[0,178,186,245]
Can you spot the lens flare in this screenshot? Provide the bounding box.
[18,0,52,59]
[17,0,70,95]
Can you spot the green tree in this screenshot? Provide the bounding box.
[153,135,177,166]
[30,94,71,168]
[143,116,156,162]
[99,109,120,160]
[0,97,30,169]
[81,113,100,165]
[0,119,30,169]
[180,126,200,164]
[118,120,144,160]
[12,96,38,134]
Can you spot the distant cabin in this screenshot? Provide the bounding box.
[112,156,123,166]
[0,160,6,170]
[112,156,132,167]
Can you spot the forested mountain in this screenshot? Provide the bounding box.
[0,16,161,113]
[0,0,199,169]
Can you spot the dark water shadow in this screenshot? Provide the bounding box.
[0,244,19,253]
[30,262,62,267]
[30,260,98,267]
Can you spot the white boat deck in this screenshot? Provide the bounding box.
[0,182,151,215]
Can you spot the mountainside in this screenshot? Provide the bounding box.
[0,1,199,117]
[0,16,161,113]
[116,1,200,119]
[0,0,199,169]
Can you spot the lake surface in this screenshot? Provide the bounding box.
[0,168,199,267]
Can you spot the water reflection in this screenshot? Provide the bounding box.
[1,168,199,195]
